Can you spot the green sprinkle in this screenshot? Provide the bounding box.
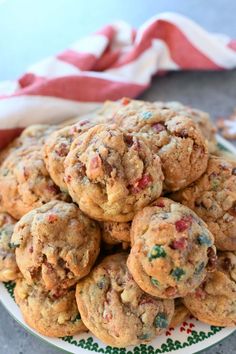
[197,234,212,246]
[71,313,81,323]
[154,313,168,328]
[211,179,220,191]
[148,245,166,260]
[137,333,150,340]
[141,111,153,119]
[194,262,205,275]
[8,242,20,249]
[97,277,106,289]
[170,267,185,281]
[151,277,160,287]
[1,168,9,176]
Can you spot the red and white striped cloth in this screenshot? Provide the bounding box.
[1,12,236,149]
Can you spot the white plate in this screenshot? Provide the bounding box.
[1,135,236,354]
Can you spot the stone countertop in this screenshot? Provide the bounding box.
[0,0,236,353]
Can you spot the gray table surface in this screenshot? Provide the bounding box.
[0,0,236,353]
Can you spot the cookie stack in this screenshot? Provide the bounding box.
[0,98,235,347]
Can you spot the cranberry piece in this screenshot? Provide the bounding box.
[47,214,58,223]
[56,143,68,157]
[165,286,177,297]
[65,175,72,183]
[103,312,113,321]
[79,120,89,126]
[139,297,155,306]
[46,184,60,194]
[153,200,165,208]
[29,246,33,253]
[175,216,192,232]
[124,135,133,147]
[195,287,206,300]
[132,174,152,193]
[23,167,29,180]
[207,247,217,272]
[222,257,232,271]
[152,123,166,133]
[170,237,187,250]
[121,97,130,105]
[132,139,141,151]
[90,155,101,170]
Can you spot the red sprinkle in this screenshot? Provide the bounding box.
[170,237,188,250]
[23,167,29,180]
[125,135,133,147]
[165,286,177,297]
[65,175,72,183]
[139,297,155,306]
[90,155,101,170]
[132,174,152,193]
[121,97,131,105]
[175,215,192,232]
[56,143,68,157]
[103,312,113,321]
[46,184,60,194]
[195,287,206,300]
[79,120,89,127]
[152,123,166,133]
[133,139,141,151]
[48,214,58,223]
[152,200,165,208]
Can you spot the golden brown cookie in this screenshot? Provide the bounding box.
[184,251,236,326]
[113,98,208,191]
[169,299,190,328]
[14,278,87,337]
[12,201,100,292]
[172,156,236,251]
[127,197,216,298]
[65,124,164,222]
[76,253,174,347]
[0,212,20,282]
[0,139,68,220]
[44,121,97,193]
[154,101,217,153]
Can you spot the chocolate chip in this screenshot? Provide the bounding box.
[207,247,217,272]
[222,257,232,271]
[232,168,236,175]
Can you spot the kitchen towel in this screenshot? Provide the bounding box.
[1,12,236,148]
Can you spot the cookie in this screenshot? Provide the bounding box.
[184,251,236,326]
[127,197,216,298]
[64,124,164,222]
[14,278,87,337]
[113,98,208,191]
[0,212,20,282]
[76,253,174,347]
[0,141,68,220]
[0,125,57,167]
[172,156,236,251]
[20,124,58,144]
[44,121,96,193]
[169,299,190,328]
[154,101,217,153]
[12,201,101,292]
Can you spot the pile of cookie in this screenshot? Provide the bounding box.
[0,98,235,347]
